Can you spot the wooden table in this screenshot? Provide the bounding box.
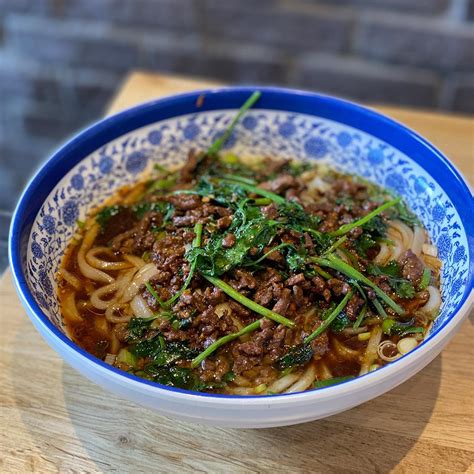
[1,72,473,473]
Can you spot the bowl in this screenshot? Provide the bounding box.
[9,87,474,428]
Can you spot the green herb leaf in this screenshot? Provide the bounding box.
[95,205,123,229]
[382,318,424,336]
[367,261,415,299]
[275,344,314,370]
[304,290,353,343]
[133,201,174,221]
[127,316,158,343]
[313,254,405,315]
[330,311,351,333]
[131,337,198,366]
[419,267,431,290]
[354,233,377,257]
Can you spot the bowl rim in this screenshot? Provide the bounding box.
[9,86,474,403]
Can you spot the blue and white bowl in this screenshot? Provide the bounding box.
[9,87,474,428]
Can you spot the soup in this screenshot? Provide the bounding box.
[58,94,441,395]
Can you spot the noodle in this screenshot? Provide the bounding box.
[332,338,359,359]
[62,291,82,322]
[130,294,154,318]
[90,282,120,310]
[86,246,133,271]
[285,364,317,393]
[123,255,147,268]
[374,242,392,265]
[120,263,159,303]
[387,227,404,260]
[78,224,114,284]
[359,326,383,375]
[105,303,132,323]
[317,362,333,381]
[391,220,414,251]
[412,226,425,257]
[267,373,300,393]
[58,268,82,291]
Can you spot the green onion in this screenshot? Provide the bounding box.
[302,227,323,240]
[382,318,396,335]
[314,376,355,389]
[313,265,332,280]
[399,327,424,337]
[206,91,261,156]
[244,243,293,267]
[191,319,262,367]
[304,290,353,344]
[220,173,256,185]
[148,176,176,193]
[328,198,401,237]
[145,281,165,308]
[353,303,367,330]
[202,274,295,328]
[382,319,425,337]
[372,298,388,318]
[164,222,203,307]
[153,163,169,174]
[220,153,239,164]
[311,253,405,315]
[340,248,358,267]
[419,267,431,290]
[323,235,347,255]
[351,280,367,301]
[216,178,286,204]
[252,197,272,206]
[116,348,137,367]
[279,367,294,378]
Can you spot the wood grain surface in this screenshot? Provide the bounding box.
[1,72,473,473]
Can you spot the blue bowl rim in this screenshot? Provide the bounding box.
[9,86,474,400]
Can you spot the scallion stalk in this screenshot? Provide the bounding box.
[304,290,353,344]
[353,303,367,330]
[244,243,293,267]
[164,222,203,307]
[323,235,347,255]
[311,253,405,315]
[220,173,256,185]
[216,178,286,204]
[145,223,203,309]
[202,274,295,328]
[206,91,261,156]
[145,281,165,308]
[191,319,262,367]
[328,198,401,237]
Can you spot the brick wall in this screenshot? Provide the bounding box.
[1,0,473,270]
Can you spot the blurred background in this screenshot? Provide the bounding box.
[0,0,473,270]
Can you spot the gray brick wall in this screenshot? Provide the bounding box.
[0,0,473,271]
